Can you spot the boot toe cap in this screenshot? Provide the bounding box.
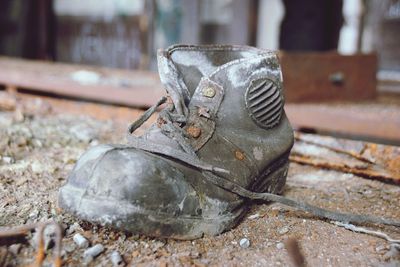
[58,145,216,238]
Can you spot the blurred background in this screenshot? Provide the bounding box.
[0,0,399,144]
[0,0,399,71]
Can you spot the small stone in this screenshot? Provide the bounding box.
[69,124,96,143]
[31,161,44,174]
[375,244,387,253]
[2,156,14,164]
[29,210,40,220]
[152,241,165,252]
[110,251,124,266]
[63,243,76,253]
[383,244,399,260]
[131,250,140,258]
[90,139,100,146]
[14,109,24,122]
[248,213,260,220]
[32,139,43,148]
[239,238,250,248]
[278,226,289,235]
[66,222,81,235]
[276,242,285,249]
[83,244,104,260]
[9,244,21,255]
[73,233,89,248]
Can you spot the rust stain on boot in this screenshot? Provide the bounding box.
[235,150,245,161]
[186,126,202,139]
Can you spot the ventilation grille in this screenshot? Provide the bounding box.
[245,78,283,129]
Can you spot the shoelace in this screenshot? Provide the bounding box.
[127,95,400,228]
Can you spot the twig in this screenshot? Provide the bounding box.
[333,221,400,244]
[0,221,63,267]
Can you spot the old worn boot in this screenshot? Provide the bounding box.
[58,45,294,239]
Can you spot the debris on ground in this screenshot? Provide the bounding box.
[73,233,89,249]
[0,95,399,266]
[239,238,250,248]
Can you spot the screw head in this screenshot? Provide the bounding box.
[202,87,216,98]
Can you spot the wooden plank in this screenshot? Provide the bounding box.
[280,52,377,102]
[0,56,164,107]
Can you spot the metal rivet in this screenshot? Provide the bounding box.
[202,87,216,98]
[235,150,245,160]
[186,126,201,139]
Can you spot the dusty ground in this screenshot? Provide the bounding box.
[0,93,399,266]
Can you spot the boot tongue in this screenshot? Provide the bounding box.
[157,49,217,99]
[169,52,215,96]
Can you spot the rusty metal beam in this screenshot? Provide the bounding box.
[291,132,400,185]
[279,52,377,102]
[0,57,164,107]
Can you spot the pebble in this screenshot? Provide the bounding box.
[278,226,289,235]
[152,241,165,252]
[276,242,285,250]
[90,139,100,146]
[73,233,89,248]
[83,244,104,260]
[31,161,44,174]
[69,124,96,143]
[66,222,81,235]
[383,244,400,260]
[2,156,14,164]
[28,210,40,220]
[248,213,260,220]
[9,244,21,255]
[110,251,124,266]
[239,238,250,248]
[63,243,76,253]
[375,244,387,253]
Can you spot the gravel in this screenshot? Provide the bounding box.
[73,233,89,248]
[1,97,399,266]
[110,250,124,266]
[83,244,104,261]
[276,242,285,250]
[278,226,290,235]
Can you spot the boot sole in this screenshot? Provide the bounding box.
[58,156,290,240]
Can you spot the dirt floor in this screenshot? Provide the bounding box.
[0,93,399,266]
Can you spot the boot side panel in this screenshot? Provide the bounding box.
[197,54,294,188]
